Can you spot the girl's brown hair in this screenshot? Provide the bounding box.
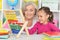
[38,7,54,24]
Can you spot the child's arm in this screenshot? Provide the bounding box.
[28,22,38,35]
[50,24,60,32]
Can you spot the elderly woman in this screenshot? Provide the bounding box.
[22,2,38,29]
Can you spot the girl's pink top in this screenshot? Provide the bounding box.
[28,22,60,35]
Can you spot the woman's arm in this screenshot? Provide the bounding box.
[28,23,38,35]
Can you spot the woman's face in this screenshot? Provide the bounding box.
[24,5,35,20]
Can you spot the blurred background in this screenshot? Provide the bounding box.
[0,0,60,28]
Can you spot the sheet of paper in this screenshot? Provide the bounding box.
[42,0,58,2]
[42,2,58,12]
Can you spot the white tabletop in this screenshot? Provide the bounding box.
[0,33,45,40]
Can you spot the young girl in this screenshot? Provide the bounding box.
[28,7,60,35]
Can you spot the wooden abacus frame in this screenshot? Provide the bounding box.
[3,10,29,38]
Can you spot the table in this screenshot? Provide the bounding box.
[0,33,60,40]
[0,33,44,40]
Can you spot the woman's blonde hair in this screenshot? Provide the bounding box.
[22,1,37,15]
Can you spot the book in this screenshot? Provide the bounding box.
[0,35,9,39]
[43,32,60,38]
[43,36,60,40]
[0,29,9,35]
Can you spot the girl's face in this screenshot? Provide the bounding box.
[24,5,35,20]
[37,10,49,24]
